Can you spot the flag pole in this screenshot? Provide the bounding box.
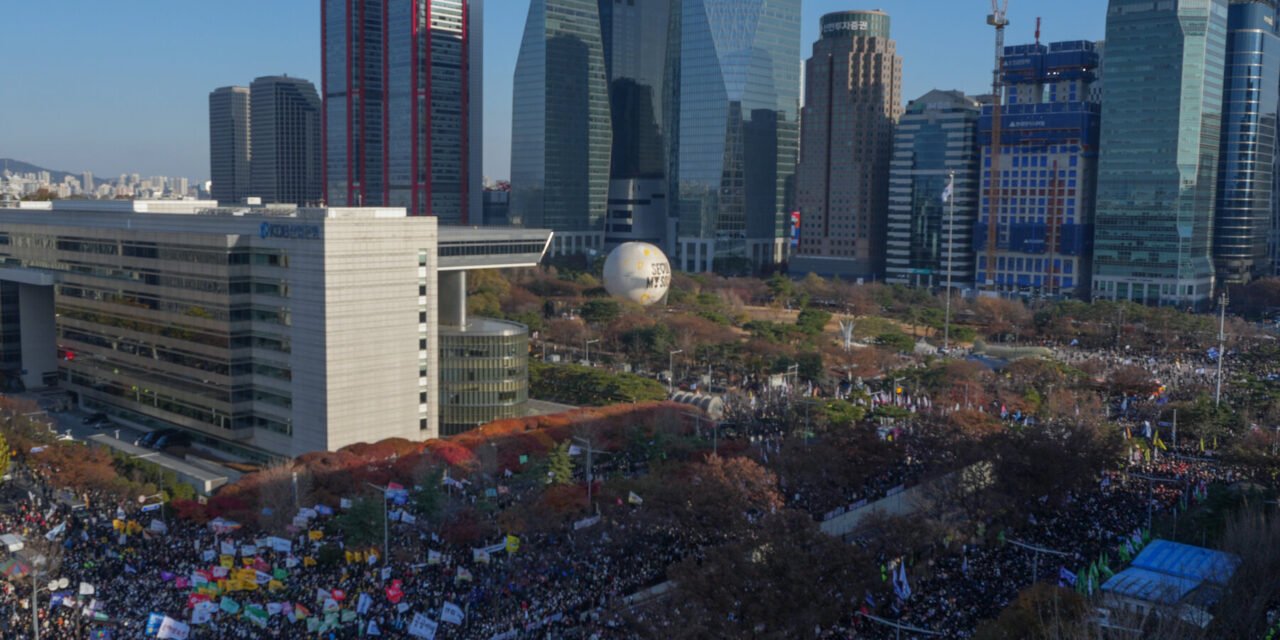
[944,170,955,352]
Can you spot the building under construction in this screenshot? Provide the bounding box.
[973,40,1102,298]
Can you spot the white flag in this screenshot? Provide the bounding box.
[941,175,954,203]
[78,582,95,596]
[408,613,438,639]
[45,522,66,541]
[440,601,465,625]
[157,616,190,640]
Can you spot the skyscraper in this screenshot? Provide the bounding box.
[1215,0,1280,285]
[250,75,322,205]
[209,86,251,204]
[885,90,982,288]
[670,0,802,273]
[792,10,902,280]
[322,0,478,223]
[1092,0,1228,306]
[599,0,676,250]
[510,0,613,257]
[974,41,1101,298]
[81,171,93,196]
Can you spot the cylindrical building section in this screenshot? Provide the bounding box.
[438,318,529,435]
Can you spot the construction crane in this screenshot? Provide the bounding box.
[984,0,1010,291]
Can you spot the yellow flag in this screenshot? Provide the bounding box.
[268,579,284,592]
[309,530,323,541]
[505,535,520,553]
[219,555,234,569]
[344,551,354,564]
[303,556,317,567]
[112,519,124,531]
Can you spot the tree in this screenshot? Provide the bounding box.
[580,298,621,325]
[974,583,1088,640]
[545,441,574,485]
[0,430,9,483]
[334,495,385,548]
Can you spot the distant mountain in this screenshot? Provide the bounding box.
[0,158,81,185]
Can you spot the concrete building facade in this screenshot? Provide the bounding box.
[0,200,550,460]
[792,10,903,280]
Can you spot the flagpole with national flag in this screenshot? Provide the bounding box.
[942,170,955,352]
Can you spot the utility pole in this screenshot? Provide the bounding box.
[585,338,600,368]
[572,436,609,506]
[1130,473,1180,531]
[1215,292,1227,407]
[668,350,683,396]
[1005,537,1071,583]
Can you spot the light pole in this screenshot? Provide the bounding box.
[572,436,610,507]
[1005,537,1072,584]
[30,569,67,640]
[585,338,600,368]
[943,170,955,352]
[364,483,390,562]
[138,493,165,523]
[668,350,683,396]
[292,472,299,510]
[1215,292,1227,407]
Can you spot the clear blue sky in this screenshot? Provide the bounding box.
[0,0,1106,183]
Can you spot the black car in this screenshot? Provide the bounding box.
[137,429,174,448]
[81,412,108,426]
[153,432,192,450]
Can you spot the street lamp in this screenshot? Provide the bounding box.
[584,338,600,368]
[572,436,610,506]
[138,493,165,522]
[668,350,683,395]
[30,571,68,640]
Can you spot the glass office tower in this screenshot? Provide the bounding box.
[1215,0,1280,284]
[598,0,676,250]
[322,0,474,223]
[671,0,802,273]
[249,76,323,206]
[885,90,982,288]
[1093,0,1228,306]
[510,0,613,257]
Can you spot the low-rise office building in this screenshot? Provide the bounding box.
[0,200,549,459]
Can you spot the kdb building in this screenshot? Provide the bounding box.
[0,200,550,459]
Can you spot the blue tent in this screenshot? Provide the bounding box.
[1129,540,1240,587]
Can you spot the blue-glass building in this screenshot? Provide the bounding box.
[510,0,613,257]
[1216,0,1280,285]
[885,90,982,288]
[671,0,802,273]
[1092,0,1228,306]
[974,41,1101,298]
[599,0,676,250]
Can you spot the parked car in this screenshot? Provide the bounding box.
[137,429,175,448]
[153,431,192,450]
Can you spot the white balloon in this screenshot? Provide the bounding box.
[602,242,671,306]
